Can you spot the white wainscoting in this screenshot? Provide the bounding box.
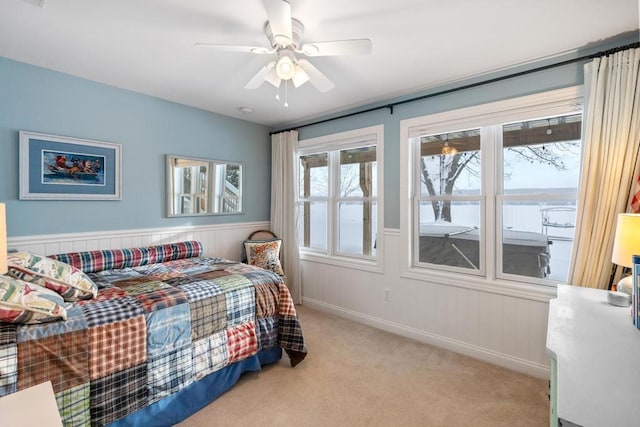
[302,228,552,379]
[7,221,271,260]
[10,223,552,378]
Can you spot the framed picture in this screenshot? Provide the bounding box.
[19,131,122,200]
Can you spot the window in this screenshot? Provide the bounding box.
[416,129,483,273]
[402,87,583,287]
[298,153,328,251]
[498,115,581,282]
[298,126,383,268]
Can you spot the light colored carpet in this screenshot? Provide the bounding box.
[178,305,549,427]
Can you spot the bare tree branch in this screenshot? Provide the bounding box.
[420,140,579,222]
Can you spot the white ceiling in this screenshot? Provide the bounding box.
[0,0,638,128]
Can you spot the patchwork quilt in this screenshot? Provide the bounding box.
[0,242,306,426]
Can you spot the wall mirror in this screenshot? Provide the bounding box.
[166,155,243,217]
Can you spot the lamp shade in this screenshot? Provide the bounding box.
[611,213,640,268]
[0,203,6,275]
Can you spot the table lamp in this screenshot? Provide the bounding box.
[611,213,640,294]
[0,203,6,275]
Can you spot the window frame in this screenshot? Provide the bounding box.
[298,125,384,273]
[297,152,329,253]
[400,87,583,297]
[412,126,487,277]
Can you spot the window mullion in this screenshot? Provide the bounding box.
[412,137,422,267]
[328,150,339,256]
[483,125,497,280]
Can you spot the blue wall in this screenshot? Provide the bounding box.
[293,34,639,229]
[2,33,636,236]
[0,57,272,237]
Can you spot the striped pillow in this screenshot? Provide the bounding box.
[49,241,204,273]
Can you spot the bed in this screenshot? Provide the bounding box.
[0,240,306,426]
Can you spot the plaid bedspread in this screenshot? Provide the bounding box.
[0,246,306,426]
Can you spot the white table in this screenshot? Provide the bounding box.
[546,285,640,426]
[0,381,62,427]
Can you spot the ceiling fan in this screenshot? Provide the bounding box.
[195,0,372,94]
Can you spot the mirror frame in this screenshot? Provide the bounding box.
[166,154,244,217]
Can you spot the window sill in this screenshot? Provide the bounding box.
[299,251,384,274]
[401,267,558,302]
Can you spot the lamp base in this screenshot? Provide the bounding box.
[617,275,634,295]
[608,290,632,306]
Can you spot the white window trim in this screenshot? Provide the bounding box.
[298,125,385,273]
[399,86,583,299]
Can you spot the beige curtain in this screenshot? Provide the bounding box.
[270,130,302,303]
[568,48,640,289]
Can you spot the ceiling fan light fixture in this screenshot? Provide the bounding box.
[276,53,296,80]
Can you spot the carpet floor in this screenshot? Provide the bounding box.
[178,305,549,427]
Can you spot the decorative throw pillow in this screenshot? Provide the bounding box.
[7,252,98,301]
[240,238,279,264]
[243,239,285,276]
[0,275,67,324]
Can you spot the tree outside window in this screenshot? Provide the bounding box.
[415,113,581,282]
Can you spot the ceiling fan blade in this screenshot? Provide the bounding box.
[297,59,334,92]
[292,65,310,88]
[194,43,274,55]
[264,67,282,88]
[245,61,276,89]
[300,39,372,56]
[262,0,293,45]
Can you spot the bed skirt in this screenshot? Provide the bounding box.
[108,347,283,427]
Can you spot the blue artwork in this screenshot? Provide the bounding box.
[19,131,121,200]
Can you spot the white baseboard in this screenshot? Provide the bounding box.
[303,297,550,379]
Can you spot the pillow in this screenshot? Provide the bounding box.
[50,240,204,273]
[0,275,67,324]
[240,237,279,264]
[7,252,98,301]
[243,239,285,276]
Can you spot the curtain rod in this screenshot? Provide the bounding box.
[271,41,639,135]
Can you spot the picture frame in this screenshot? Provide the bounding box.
[19,131,122,200]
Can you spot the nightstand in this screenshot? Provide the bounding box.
[547,285,640,426]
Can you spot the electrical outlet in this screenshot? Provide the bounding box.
[384,288,390,302]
